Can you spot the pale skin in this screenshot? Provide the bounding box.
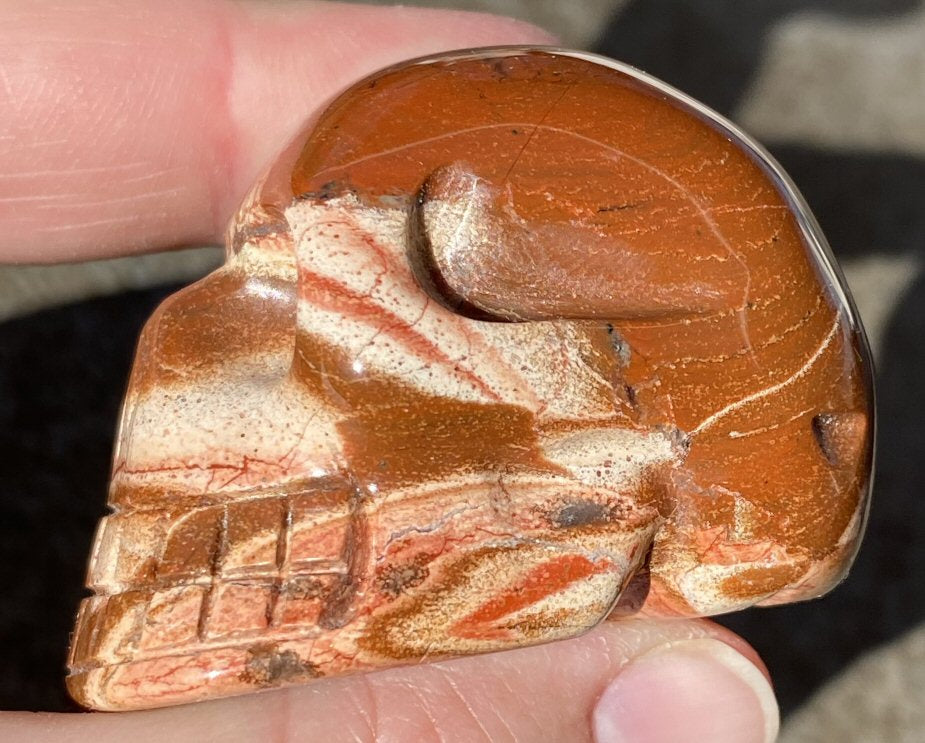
[0,2,777,740]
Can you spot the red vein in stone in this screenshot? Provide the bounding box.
[297,266,503,402]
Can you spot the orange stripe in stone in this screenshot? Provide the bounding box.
[452,553,609,637]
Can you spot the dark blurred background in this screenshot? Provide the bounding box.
[2,1,923,739]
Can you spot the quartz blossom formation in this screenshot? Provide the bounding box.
[67,48,874,711]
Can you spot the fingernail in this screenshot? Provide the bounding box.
[593,638,780,743]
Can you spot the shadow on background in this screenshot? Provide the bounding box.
[0,287,177,711]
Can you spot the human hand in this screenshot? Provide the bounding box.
[0,2,779,741]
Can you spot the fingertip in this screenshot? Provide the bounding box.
[592,638,780,743]
[697,619,774,684]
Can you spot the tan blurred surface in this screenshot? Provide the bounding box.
[781,624,925,743]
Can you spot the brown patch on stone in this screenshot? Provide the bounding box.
[285,576,327,601]
[157,507,223,581]
[498,607,573,639]
[376,555,432,599]
[131,269,296,396]
[291,335,564,492]
[240,643,320,686]
[720,563,807,601]
[550,500,612,528]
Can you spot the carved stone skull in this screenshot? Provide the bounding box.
[68,49,874,710]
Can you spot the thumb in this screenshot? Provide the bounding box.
[2,619,778,743]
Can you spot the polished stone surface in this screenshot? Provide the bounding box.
[67,49,873,711]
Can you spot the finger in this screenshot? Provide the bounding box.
[0,0,555,262]
[1,619,777,743]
